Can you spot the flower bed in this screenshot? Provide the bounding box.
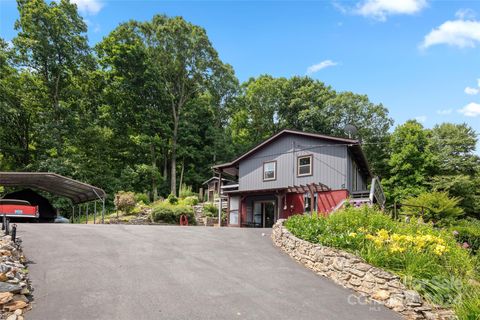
[281,206,479,319]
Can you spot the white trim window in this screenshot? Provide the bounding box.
[297,155,313,176]
[263,161,276,181]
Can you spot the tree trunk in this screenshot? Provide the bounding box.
[163,150,168,181]
[151,143,158,201]
[179,159,185,195]
[170,112,179,196]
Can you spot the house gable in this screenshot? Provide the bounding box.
[238,134,351,191]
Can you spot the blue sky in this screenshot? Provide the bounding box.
[1,0,480,145]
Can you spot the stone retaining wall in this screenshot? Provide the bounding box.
[271,220,456,320]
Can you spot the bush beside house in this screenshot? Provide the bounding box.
[151,201,195,224]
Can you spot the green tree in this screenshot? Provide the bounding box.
[429,123,480,176]
[0,38,43,169]
[97,16,237,197]
[227,76,393,176]
[383,120,432,202]
[428,123,480,217]
[141,15,235,195]
[12,0,91,157]
[96,20,170,200]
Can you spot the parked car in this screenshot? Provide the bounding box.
[54,215,70,223]
[0,199,39,219]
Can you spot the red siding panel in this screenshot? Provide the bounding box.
[281,190,349,219]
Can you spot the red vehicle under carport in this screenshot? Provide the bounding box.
[0,172,106,223]
[0,199,39,219]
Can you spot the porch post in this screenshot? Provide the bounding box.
[217,170,222,227]
[86,203,89,224]
[239,196,244,227]
[307,184,316,217]
[101,198,105,224]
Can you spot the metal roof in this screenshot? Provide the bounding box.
[0,172,106,204]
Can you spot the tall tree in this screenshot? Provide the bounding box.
[0,38,42,169]
[429,123,480,216]
[383,120,433,202]
[13,0,91,157]
[141,15,236,195]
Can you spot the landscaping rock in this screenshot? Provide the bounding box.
[0,233,32,319]
[271,220,456,320]
[405,290,422,306]
[0,292,13,304]
[3,300,28,312]
[12,294,28,303]
[372,289,390,301]
[0,282,21,293]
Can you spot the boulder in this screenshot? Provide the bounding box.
[0,291,13,304]
[3,300,28,312]
[371,289,390,301]
[0,282,22,293]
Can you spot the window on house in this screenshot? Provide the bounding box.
[263,161,276,181]
[297,155,313,176]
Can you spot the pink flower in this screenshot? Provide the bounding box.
[452,230,459,236]
[462,242,470,249]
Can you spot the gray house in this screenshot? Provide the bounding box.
[212,129,385,227]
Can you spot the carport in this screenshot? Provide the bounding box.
[0,172,107,223]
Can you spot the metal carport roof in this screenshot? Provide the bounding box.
[0,172,106,204]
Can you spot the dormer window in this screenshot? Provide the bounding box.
[263,161,276,181]
[297,155,313,176]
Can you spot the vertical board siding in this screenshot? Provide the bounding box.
[239,135,348,191]
[347,150,368,192]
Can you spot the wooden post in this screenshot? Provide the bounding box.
[307,184,316,217]
[217,170,222,227]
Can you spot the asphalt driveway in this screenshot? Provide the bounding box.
[18,224,400,320]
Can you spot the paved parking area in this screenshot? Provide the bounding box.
[18,224,400,320]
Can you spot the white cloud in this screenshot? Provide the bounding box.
[421,18,480,49]
[306,60,338,74]
[455,8,476,20]
[415,115,427,123]
[355,0,428,21]
[436,109,452,115]
[465,86,479,95]
[72,0,103,15]
[477,78,480,87]
[458,102,480,117]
